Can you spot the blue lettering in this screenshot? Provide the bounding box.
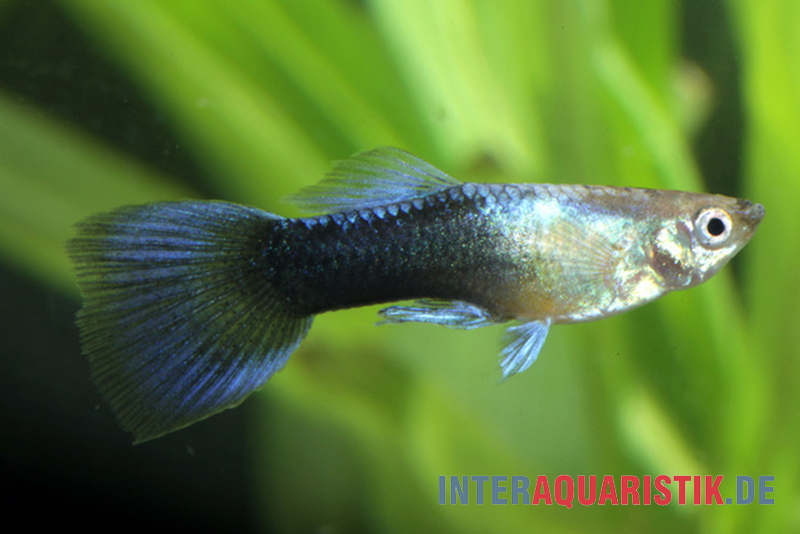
[512,476,530,505]
[451,476,469,504]
[472,476,489,504]
[439,476,445,505]
[492,476,507,504]
[758,476,775,505]
[737,476,754,504]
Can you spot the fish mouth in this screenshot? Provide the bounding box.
[750,202,766,223]
[735,199,765,227]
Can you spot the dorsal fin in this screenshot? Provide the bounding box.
[290,147,461,213]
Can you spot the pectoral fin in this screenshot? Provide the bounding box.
[378,299,501,330]
[499,319,551,379]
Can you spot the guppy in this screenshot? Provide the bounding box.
[68,147,764,442]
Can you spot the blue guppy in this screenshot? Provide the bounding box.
[68,147,764,442]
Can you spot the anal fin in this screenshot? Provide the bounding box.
[378,299,501,330]
[379,300,551,381]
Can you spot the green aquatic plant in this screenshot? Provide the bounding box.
[2,1,795,532]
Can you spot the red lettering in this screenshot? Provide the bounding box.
[532,475,553,505]
[674,476,691,505]
[578,476,596,505]
[621,475,640,505]
[694,475,701,505]
[705,476,723,505]
[554,475,574,509]
[598,475,619,505]
[644,475,651,505]
[654,475,671,505]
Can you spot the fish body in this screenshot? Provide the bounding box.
[68,148,764,441]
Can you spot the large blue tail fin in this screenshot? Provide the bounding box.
[68,201,312,443]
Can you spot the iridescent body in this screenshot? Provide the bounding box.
[68,148,764,441]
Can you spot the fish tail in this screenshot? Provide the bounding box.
[67,201,312,443]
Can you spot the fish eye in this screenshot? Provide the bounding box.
[695,208,732,247]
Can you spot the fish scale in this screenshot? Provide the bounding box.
[268,184,509,317]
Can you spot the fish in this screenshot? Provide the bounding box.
[67,147,764,442]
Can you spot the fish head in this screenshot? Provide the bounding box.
[648,193,764,290]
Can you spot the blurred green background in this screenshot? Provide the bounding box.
[0,0,795,532]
